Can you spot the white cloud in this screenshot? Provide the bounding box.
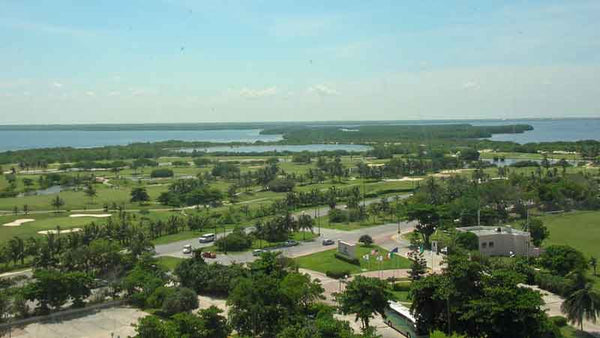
[462,81,479,90]
[52,82,63,88]
[307,84,339,96]
[86,91,95,96]
[238,87,278,99]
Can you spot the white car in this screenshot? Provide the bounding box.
[182,244,192,254]
[199,233,215,243]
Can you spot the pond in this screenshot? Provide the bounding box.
[181,144,372,153]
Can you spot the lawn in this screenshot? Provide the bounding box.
[314,216,390,231]
[540,211,600,258]
[0,213,103,243]
[295,245,411,274]
[156,256,184,271]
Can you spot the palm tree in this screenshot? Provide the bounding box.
[50,195,65,213]
[561,282,600,331]
[84,184,97,204]
[8,237,25,265]
[297,213,314,240]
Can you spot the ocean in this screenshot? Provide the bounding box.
[0,119,598,151]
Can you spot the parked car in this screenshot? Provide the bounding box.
[198,233,215,243]
[322,239,335,246]
[202,251,217,259]
[182,244,192,254]
[252,249,265,256]
[284,240,299,247]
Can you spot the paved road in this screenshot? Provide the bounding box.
[154,193,412,258]
[155,221,418,265]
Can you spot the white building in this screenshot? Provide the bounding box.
[457,226,540,257]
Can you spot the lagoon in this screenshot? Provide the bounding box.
[181,144,372,153]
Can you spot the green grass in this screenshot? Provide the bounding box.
[0,213,102,242]
[156,256,184,271]
[295,245,411,274]
[314,216,390,231]
[540,211,600,258]
[391,290,411,304]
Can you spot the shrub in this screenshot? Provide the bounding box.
[534,272,570,296]
[147,286,175,309]
[267,178,295,192]
[162,287,199,316]
[358,234,373,246]
[540,245,587,276]
[550,316,568,327]
[215,227,252,252]
[334,253,360,265]
[171,160,190,167]
[194,158,212,167]
[328,208,349,223]
[392,281,411,292]
[325,269,352,279]
[455,231,479,251]
[150,168,174,178]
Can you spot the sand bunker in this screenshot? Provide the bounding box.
[69,214,111,218]
[38,228,82,235]
[3,219,35,227]
[384,177,424,182]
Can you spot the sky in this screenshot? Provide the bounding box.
[1,0,599,124]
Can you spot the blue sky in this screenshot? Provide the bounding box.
[1,0,599,123]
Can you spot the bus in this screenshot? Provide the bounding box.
[384,301,428,338]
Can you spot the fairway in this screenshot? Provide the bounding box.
[295,245,411,274]
[541,211,600,258]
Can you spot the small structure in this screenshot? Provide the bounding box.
[337,240,357,260]
[457,226,540,257]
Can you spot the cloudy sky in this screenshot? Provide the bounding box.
[1,0,599,124]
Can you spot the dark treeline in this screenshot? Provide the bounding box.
[260,124,533,143]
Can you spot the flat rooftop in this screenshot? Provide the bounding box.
[457,226,529,237]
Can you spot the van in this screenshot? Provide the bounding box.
[198,233,215,243]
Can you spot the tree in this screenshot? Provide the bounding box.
[162,287,199,316]
[540,245,587,276]
[130,187,150,204]
[133,315,179,338]
[196,306,231,338]
[406,203,440,246]
[51,195,65,213]
[280,272,324,312]
[409,250,427,281]
[23,270,70,313]
[561,282,600,331]
[336,276,392,329]
[526,218,549,247]
[455,232,478,251]
[84,184,97,203]
[297,214,314,240]
[358,234,373,247]
[8,236,25,265]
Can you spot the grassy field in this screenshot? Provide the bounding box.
[314,215,393,231]
[156,256,184,271]
[295,245,411,274]
[541,211,600,258]
[0,213,105,242]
